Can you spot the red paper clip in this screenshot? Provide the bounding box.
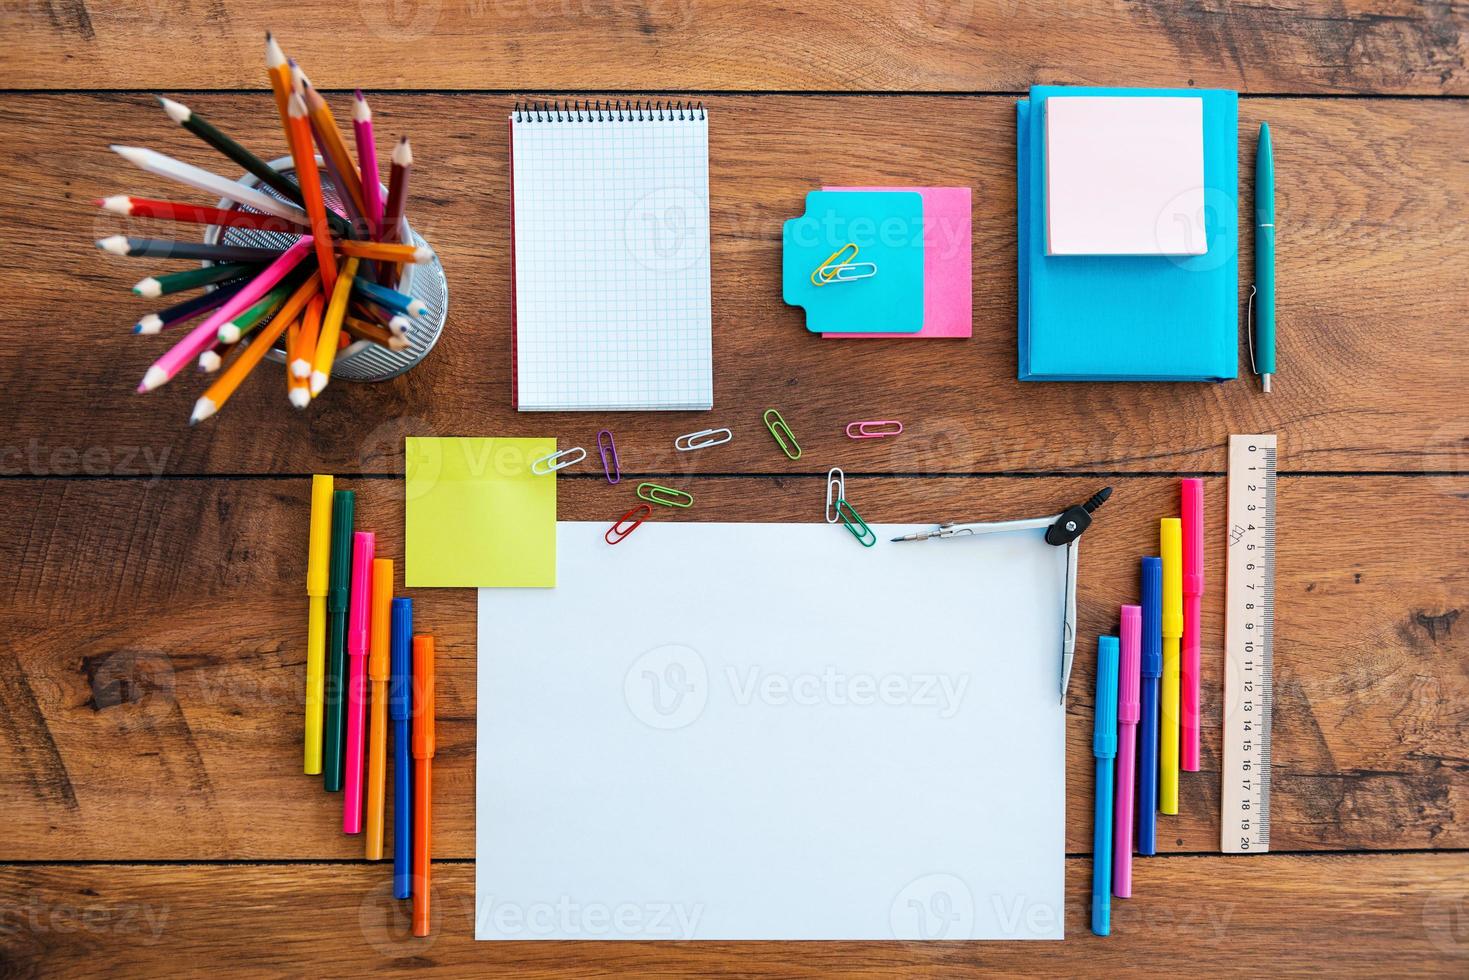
[597,429,621,484]
[845,419,903,439]
[605,503,652,545]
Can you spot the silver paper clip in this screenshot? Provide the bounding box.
[819,261,877,283]
[531,446,586,475]
[674,427,733,452]
[825,468,846,523]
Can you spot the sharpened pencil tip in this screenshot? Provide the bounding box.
[132,277,162,298]
[100,195,132,215]
[309,371,328,395]
[139,365,169,392]
[388,315,411,337]
[198,351,222,373]
[158,96,191,124]
[290,387,311,409]
[290,359,310,379]
[352,91,371,122]
[96,235,129,255]
[135,313,163,334]
[217,325,241,345]
[190,399,216,424]
[392,137,413,166]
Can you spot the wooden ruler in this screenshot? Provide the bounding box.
[1221,435,1277,853]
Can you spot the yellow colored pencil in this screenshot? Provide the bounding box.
[309,257,359,396]
[190,273,321,424]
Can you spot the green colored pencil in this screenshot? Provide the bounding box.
[132,261,264,299]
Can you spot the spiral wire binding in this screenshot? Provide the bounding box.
[513,99,707,122]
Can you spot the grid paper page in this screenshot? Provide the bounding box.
[512,110,712,410]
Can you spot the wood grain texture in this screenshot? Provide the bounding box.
[1,94,1466,476]
[4,854,1469,972]
[1,475,1462,860]
[3,0,1465,93]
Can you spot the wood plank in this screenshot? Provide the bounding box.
[1,94,1466,475]
[0,475,1462,860]
[4,1,1466,93]
[4,854,1468,970]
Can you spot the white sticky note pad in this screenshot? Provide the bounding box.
[1044,96,1205,256]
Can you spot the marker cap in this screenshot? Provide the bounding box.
[1161,518,1184,638]
[1118,606,1141,725]
[1182,479,1205,595]
[347,533,376,656]
[1093,635,1119,759]
[413,635,436,759]
[1141,557,1163,677]
[369,559,394,680]
[327,490,355,612]
[307,475,333,596]
[389,598,414,721]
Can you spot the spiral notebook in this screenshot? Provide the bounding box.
[510,101,713,411]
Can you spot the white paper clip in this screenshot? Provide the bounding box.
[821,261,877,283]
[531,446,586,475]
[675,427,733,451]
[825,467,846,523]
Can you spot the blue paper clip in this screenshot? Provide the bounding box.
[836,498,876,548]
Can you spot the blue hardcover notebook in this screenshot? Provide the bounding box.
[1018,86,1239,381]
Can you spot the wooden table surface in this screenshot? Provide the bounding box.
[3,1,1467,974]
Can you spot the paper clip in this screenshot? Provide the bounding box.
[763,408,801,460]
[597,429,621,484]
[531,446,586,475]
[606,503,652,545]
[637,482,694,509]
[820,261,877,283]
[811,242,859,287]
[836,498,877,548]
[845,419,903,440]
[675,427,733,452]
[825,468,845,524]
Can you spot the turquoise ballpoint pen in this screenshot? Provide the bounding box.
[1252,123,1276,393]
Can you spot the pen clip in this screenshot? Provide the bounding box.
[1246,284,1258,376]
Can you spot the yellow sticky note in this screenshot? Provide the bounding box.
[404,437,556,587]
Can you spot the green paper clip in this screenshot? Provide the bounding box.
[836,498,876,548]
[636,482,694,509]
[763,408,801,460]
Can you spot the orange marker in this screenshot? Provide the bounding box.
[412,634,436,938]
[365,558,393,860]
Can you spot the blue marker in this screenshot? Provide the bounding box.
[389,597,414,900]
[1137,557,1163,855]
[1092,635,1120,937]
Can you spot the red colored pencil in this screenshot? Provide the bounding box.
[99,196,300,234]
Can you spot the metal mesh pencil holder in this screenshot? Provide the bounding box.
[203,155,447,381]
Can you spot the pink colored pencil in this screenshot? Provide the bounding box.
[352,91,384,238]
[343,530,375,834]
[1114,605,1142,898]
[137,237,312,392]
[1181,478,1204,772]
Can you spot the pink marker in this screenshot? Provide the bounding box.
[1114,605,1142,898]
[137,236,312,392]
[343,531,375,834]
[1181,478,1205,772]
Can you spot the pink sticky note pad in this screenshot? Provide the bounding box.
[822,186,972,339]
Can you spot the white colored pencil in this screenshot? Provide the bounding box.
[110,145,310,226]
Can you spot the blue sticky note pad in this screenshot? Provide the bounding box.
[782,191,925,334]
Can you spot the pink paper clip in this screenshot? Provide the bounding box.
[597,429,621,484]
[606,503,652,545]
[845,419,903,439]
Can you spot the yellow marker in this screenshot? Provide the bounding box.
[309,257,360,397]
[1160,518,1184,815]
[304,474,334,774]
[365,558,394,859]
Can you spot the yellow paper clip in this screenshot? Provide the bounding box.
[811,242,859,287]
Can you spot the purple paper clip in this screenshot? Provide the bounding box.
[845,419,903,440]
[597,429,621,484]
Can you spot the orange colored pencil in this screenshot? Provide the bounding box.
[265,33,293,140]
[285,92,337,297]
[190,272,321,423]
[291,293,324,382]
[302,82,369,225]
[411,634,436,938]
[365,558,393,860]
[285,317,310,408]
[343,315,407,351]
[336,240,433,264]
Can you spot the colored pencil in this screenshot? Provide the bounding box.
[190,271,322,422]
[284,92,338,297]
[110,145,309,227]
[132,262,262,299]
[157,96,307,208]
[336,240,432,264]
[312,115,367,232]
[140,236,312,393]
[286,316,310,405]
[352,278,428,319]
[265,37,351,238]
[310,257,360,395]
[365,557,393,860]
[217,279,295,344]
[102,196,299,236]
[302,81,369,227]
[351,299,411,339]
[412,633,436,938]
[352,91,384,237]
[343,315,408,351]
[197,338,238,374]
[97,235,283,264]
[133,278,249,334]
[376,137,412,285]
[291,293,324,383]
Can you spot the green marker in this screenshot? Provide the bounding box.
[323,489,355,792]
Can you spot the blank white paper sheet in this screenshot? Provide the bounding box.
[476,522,1067,941]
[1044,95,1205,256]
[510,108,713,411]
